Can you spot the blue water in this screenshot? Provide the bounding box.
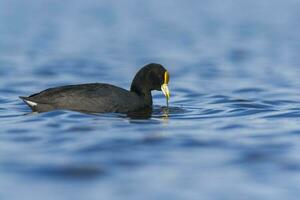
[1,0,300,199]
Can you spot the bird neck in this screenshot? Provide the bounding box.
[130,84,153,107]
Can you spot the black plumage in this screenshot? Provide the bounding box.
[20,63,170,113]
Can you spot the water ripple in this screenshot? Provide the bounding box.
[1,0,300,199]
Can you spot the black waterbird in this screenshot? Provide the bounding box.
[20,63,170,113]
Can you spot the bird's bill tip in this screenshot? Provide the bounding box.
[161,84,170,105]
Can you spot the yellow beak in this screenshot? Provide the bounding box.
[161,71,170,107]
[161,84,170,107]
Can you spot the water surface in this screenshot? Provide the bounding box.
[1,0,300,199]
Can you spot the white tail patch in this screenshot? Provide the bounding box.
[25,100,38,107]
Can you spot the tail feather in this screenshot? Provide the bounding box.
[19,96,38,108]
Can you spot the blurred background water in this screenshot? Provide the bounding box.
[1,0,300,199]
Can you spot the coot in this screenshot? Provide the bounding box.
[20,63,170,113]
